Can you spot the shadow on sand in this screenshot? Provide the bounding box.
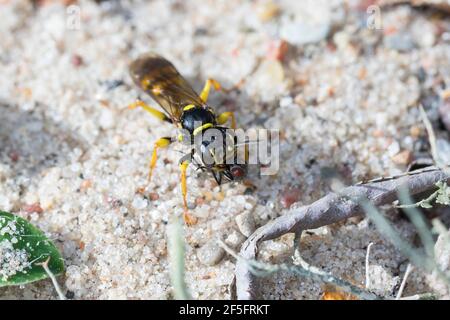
[0,101,85,180]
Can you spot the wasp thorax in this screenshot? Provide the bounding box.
[180,106,216,133]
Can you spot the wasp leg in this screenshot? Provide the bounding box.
[128,100,172,123]
[216,111,236,129]
[179,159,198,225]
[212,170,222,185]
[200,78,221,103]
[148,137,173,182]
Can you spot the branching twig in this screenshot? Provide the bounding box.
[397,187,435,257]
[363,194,450,288]
[394,188,440,209]
[361,200,430,270]
[234,168,450,299]
[220,240,381,300]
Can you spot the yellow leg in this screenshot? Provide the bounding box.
[180,160,197,225]
[148,137,172,182]
[128,100,171,123]
[216,111,236,129]
[200,78,221,103]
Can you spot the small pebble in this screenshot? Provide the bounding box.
[253,59,285,99]
[149,192,159,201]
[372,129,384,138]
[256,59,284,83]
[392,150,413,165]
[19,87,32,100]
[281,22,329,45]
[266,39,289,61]
[294,94,307,107]
[203,191,213,202]
[384,32,415,52]
[8,151,19,162]
[99,109,115,130]
[411,20,436,48]
[366,265,399,296]
[80,180,92,191]
[22,203,43,214]
[387,140,401,157]
[333,31,351,51]
[195,196,205,206]
[256,0,280,22]
[410,126,421,139]
[224,230,246,249]
[197,240,225,266]
[132,196,148,210]
[71,54,83,67]
[280,185,301,209]
[279,96,293,108]
[214,191,225,201]
[235,211,256,237]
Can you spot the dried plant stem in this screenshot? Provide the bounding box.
[397,187,435,257]
[363,196,450,288]
[220,240,381,300]
[361,200,429,269]
[419,104,450,174]
[419,105,439,166]
[365,242,374,289]
[399,292,436,300]
[39,257,66,300]
[234,168,450,299]
[394,188,440,209]
[396,264,413,300]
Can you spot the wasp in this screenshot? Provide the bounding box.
[128,53,248,225]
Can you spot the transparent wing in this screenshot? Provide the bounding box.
[129,53,204,121]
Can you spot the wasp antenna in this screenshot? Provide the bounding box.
[234,140,263,147]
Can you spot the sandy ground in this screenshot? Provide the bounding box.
[0,0,449,299]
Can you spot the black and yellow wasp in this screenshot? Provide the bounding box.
[128,53,247,224]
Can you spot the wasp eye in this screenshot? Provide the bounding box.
[230,166,246,179]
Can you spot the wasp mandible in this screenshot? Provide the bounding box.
[128,53,248,225]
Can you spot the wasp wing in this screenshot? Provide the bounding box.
[129,53,204,122]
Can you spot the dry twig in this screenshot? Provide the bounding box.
[365,242,374,289]
[234,167,450,299]
[396,264,413,299]
[38,257,66,300]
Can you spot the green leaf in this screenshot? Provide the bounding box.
[0,211,64,287]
